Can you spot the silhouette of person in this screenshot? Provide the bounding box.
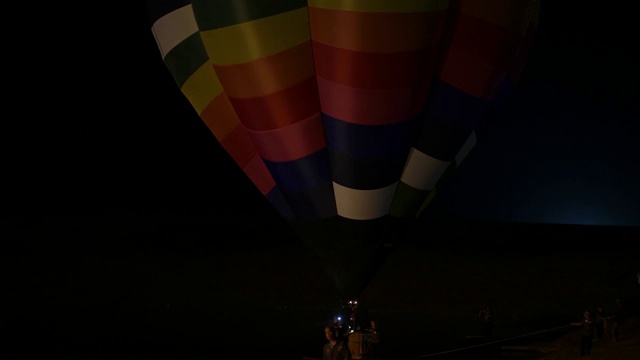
[478,307,493,338]
[347,321,368,360]
[570,310,595,356]
[331,316,349,343]
[324,325,351,360]
[608,299,626,342]
[594,305,608,341]
[367,320,380,359]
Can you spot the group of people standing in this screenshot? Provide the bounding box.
[569,299,627,356]
[323,318,380,360]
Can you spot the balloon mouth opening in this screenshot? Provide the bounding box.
[289,215,410,300]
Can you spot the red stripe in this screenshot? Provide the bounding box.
[228,76,321,131]
[247,112,325,162]
[312,41,439,90]
[213,41,315,98]
[242,155,277,196]
[200,94,241,142]
[218,122,277,196]
[438,12,528,100]
[219,122,258,168]
[317,76,428,125]
[450,13,522,71]
[439,46,508,101]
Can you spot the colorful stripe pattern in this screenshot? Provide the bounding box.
[390,0,541,218]
[194,0,336,220]
[309,0,450,220]
[147,0,539,222]
[149,1,296,220]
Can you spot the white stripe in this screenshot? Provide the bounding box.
[400,148,450,191]
[151,5,199,59]
[333,182,398,220]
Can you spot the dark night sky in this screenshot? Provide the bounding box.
[5,0,639,228]
[423,2,640,227]
[416,1,640,227]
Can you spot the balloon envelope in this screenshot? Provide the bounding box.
[147,0,540,300]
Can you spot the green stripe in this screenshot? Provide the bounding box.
[389,182,431,219]
[192,0,308,30]
[435,161,458,189]
[390,159,461,219]
[163,33,209,88]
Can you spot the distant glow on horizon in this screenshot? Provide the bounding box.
[541,206,616,226]
[426,187,639,227]
[515,199,637,227]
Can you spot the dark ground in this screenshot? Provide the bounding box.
[2,215,638,359]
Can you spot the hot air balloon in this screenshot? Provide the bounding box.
[147,0,540,303]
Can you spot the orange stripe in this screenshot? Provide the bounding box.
[218,120,258,168]
[199,91,264,179]
[309,7,447,52]
[200,93,241,141]
[313,41,439,89]
[229,76,320,131]
[213,41,316,98]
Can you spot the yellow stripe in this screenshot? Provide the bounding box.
[180,62,223,114]
[309,0,448,13]
[199,7,310,65]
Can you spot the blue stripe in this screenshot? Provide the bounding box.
[265,187,296,221]
[263,149,336,219]
[329,149,407,190]
[280,183,337,220]
[263,148,333,192]
[322,114,420,158]
[322,114,419,190]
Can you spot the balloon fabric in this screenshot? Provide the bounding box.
[147,0,540,300]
